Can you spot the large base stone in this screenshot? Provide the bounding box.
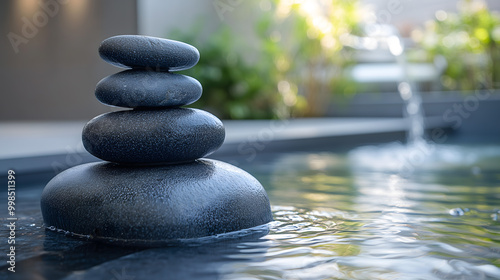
[41,159,273,246]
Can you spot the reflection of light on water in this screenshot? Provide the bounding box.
[348,142,500,176]
[388,174,408,209]
[355,173,412,210]
[347,142,500,278]
[261,202,500,279]
[307,154,331,171]
[240,149,500,279]
[348,141,430,175]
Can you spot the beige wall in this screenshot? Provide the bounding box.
[138,0,215,37]
[0,0,137,121]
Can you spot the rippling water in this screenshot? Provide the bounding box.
[1,144,500,279]
[253,146,499,280]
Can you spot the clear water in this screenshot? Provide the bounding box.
[1,145,500,279]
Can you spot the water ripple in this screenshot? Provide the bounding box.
[2,147,500,280]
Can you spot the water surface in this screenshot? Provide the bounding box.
[1,144,499,279]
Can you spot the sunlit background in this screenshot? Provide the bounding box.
[2,0,500,121]
[2,2,500,279]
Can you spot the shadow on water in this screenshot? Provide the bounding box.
[2,235,141,280]
[1,227,270,280]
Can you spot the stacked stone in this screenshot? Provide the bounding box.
[84,35,224,164]
[40,35,272,246]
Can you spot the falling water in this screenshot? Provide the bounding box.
[347,28,434,175]
[389,35,426,145]
[347,25,491,176]
[398,81,425,144]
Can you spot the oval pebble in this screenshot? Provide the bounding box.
[82,108,225,163]
[99,35,199,71]
[95,69,202,108]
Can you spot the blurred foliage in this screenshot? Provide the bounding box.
[171,25,285,119]
[171,0,360,119]
[414,0,500,90]
[262,0,360,117]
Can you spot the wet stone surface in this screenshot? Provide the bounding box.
[95,69,202,108]
[41,160,273,245]
[99,35,200,71]
[82,108,225,164]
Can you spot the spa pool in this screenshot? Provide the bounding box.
[1,143,500,279]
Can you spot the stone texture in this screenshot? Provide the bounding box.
[99,35,199,71]
[40,35,274,247]
[82,108,225,164]
[40,160,273,245]
[95,69,202,108]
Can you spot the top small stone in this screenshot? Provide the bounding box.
[98,35,200,71]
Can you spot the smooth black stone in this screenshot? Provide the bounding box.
[82,108,224,164]
[95,69,202,108]
[40,160,273,246]
[99,35,199,71]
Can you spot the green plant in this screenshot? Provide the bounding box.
[415,0,500,90]
[258,0,360,117]
[171,23,293,119]
[171,0,360,119]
